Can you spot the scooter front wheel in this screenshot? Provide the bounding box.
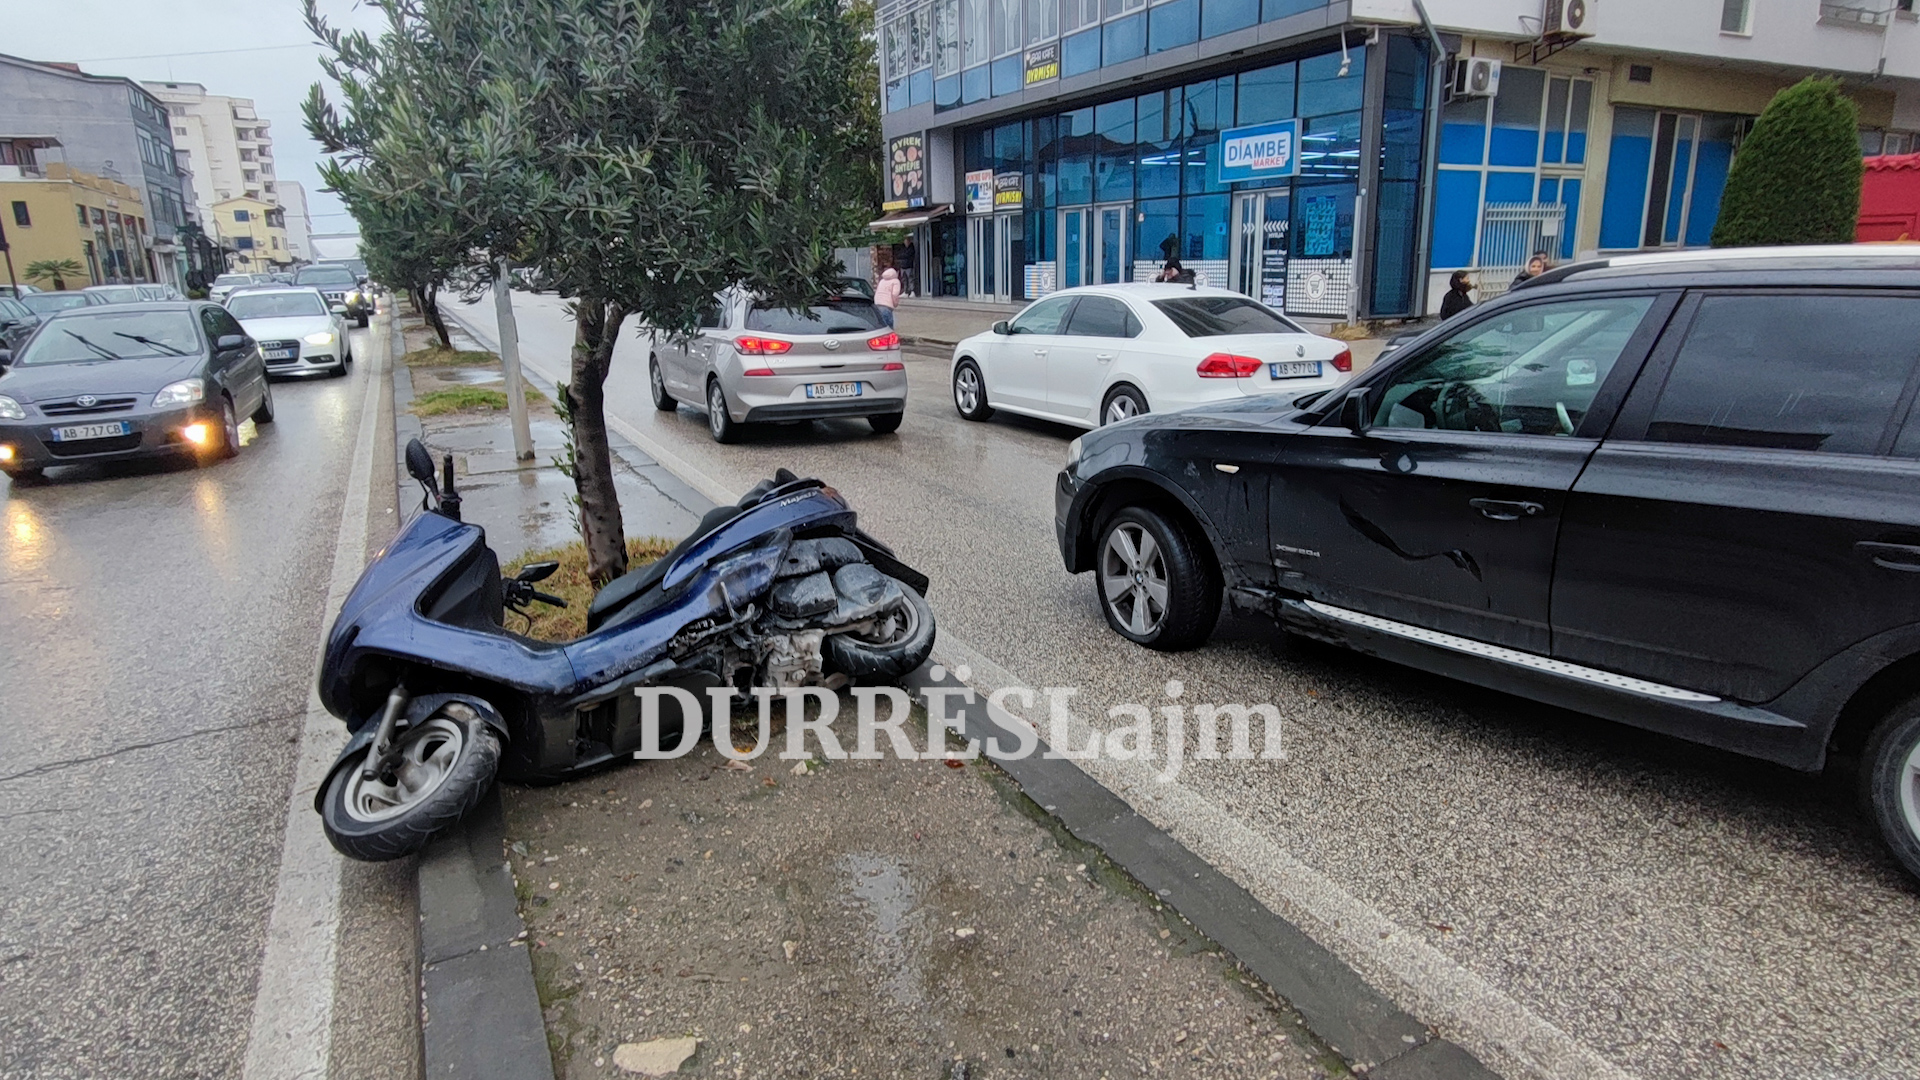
[824,581,936,680]
[321,703,501,862]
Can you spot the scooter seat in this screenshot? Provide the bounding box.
[585,503,742,631]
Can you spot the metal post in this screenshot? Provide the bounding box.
[1410,0,1450,320]
[0,216,16,295]
[494,258,535,462]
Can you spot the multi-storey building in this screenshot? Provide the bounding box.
[872,0,1920,318]
[145,82,283,230]
[0,147,153,288]
[0,53,192,287]
[210,196,290,274]
[278,180,315,264]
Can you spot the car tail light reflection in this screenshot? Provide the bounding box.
[881,361,905,371]
[1196,353,1264,378]
[868,331,900,351]
[735,336,792,355]
[1331,348,1353,373]
[741,368,777,376]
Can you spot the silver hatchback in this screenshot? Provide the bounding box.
[649,288,907,442]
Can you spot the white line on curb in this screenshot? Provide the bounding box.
[444,296,1638,1080]
[240,315,389,1080]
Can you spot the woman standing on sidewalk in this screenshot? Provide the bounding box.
[874,267,901,328]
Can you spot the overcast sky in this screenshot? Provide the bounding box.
[6,0,392,234]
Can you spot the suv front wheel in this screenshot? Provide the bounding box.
[1863,695,1920,881]
[1094,505,1219,651]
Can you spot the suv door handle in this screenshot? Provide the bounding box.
[1858,541,1920,572]
[1469,498,1544,521]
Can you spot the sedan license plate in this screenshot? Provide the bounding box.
[805,382,862,399]
[51,421,131,442]
[1269,361,1323,380]
[264,348,297,360]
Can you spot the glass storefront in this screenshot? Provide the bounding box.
[954,42,1374,318]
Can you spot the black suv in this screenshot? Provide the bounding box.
[292,264,372,327]
[1055,246,1920,879]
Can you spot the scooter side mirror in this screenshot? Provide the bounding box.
[404,438,438,488]
[517,561,559,583]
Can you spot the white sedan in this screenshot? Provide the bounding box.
[949,284,1352,429]
[225,286,352,377]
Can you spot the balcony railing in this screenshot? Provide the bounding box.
[1819,0,1893,26]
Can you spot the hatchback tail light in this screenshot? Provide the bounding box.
[1331,348,1353,373]
[881,361,905,371]
[735,336,792,355]
[741,368,777,376]
[868,331,901,351]
[1196,353,1263,378]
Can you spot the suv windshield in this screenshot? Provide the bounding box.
[745,298,885,335]
[1154,296,1304,337]
[15,310,199,365]
[213,274,251,287]
[228,292,326,319]
[295,267,357,286]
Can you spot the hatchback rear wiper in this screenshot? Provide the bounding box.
[113,332,186,356]
[63,330,122,360]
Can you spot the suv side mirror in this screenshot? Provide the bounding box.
[0,348,11,368]
[992,320,1010,335]
[1339,387,1372,435]
[216,333,247,352]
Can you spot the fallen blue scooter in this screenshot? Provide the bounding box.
[313,438,935,861]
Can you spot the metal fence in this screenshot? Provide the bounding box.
[1478,202,1567,298]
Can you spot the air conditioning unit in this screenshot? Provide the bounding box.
[1543,0,1596,38]
[1450,57,1502,99]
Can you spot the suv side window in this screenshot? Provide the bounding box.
[1372,295,1655,435]
[1644,293,1920,456]
[1063,295,1141,339]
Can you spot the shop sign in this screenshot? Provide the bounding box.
[993,171,1023,210]
[883,133,927,212]
[1217,119,1301,183]
[965,169,995,214]
[1024,43,1059,87]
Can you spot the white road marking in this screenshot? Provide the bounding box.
[240,315,389,1080]
[445,296,1638,1080]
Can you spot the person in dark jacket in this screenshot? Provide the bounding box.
[1439,270,1475,318]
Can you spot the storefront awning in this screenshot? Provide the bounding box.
[867,205,950,231]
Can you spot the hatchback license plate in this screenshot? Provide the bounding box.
[1269,361,1322,379]
[806,382,862,399]
[51,421,131,442]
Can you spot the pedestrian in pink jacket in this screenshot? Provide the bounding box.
[874,267,901,328]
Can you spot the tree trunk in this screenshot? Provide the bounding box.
[419,282,452,349]
[569,297,630,586]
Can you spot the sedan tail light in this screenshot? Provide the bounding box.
[1196,353,1263,378]
[735,336,792,355]
[1331,348,1353,373]
[868,331,901,351]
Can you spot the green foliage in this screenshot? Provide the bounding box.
[1711,78,1864,248]
[24,259,84,289]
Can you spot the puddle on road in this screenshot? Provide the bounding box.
[838,852,925,1010]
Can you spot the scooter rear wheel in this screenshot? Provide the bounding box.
[321,703,501,862]
[824,580,936,680]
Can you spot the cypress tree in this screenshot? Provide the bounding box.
[1710,77,1863,247]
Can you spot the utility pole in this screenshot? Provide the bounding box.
[494,258,535,462]
[0,217,17,295]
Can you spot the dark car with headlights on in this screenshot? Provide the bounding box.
[0,302,274,480]
[1054,245,1920,880]
[292,264,371,327]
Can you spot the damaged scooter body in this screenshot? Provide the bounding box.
[315,478,930,806]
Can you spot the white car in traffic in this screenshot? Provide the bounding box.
[949,284,1352,429]
[225,286,352,377]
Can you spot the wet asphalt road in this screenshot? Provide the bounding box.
[0,331,399,1080]
[446,291,1920,1080]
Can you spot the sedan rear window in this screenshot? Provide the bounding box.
[228,292,327,319]
[15,311,199,366]
[1154,296,1305,337]
[21,293,94,315]
[745,300,885,335]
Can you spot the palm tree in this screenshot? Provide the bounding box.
[24,258,85,291]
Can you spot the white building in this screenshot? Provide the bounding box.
[144,81,282,229]
[278,180,314,263]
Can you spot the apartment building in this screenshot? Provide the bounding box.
[145,81,283,229]
[0,53,192,287]
[278,179,314,263]
[211,196,290,274]
[873,0,1919,317]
